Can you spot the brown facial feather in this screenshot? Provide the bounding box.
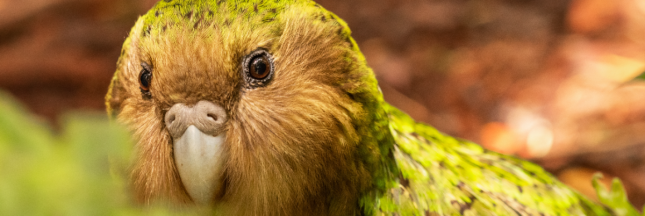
[107,3,382,216]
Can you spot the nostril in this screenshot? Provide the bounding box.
[168,114,176,124]
[207,113,218,121]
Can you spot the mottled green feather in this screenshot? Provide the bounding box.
[378,103,639,215]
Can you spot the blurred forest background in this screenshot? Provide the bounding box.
[1,0,645,209]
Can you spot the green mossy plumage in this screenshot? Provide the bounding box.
[106,0,641,215]
[379,103,641,215]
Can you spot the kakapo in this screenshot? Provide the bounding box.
[105,0,640,215]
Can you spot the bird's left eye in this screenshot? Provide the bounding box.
[242,49,274,88]
[249,56,270,79]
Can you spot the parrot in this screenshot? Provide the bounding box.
[105,0,641,215]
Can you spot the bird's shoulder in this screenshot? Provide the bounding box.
[375,103,610,216]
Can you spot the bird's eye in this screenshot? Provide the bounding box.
[139,62,152,93]
[242,49,274,87]
[249,56,270,79]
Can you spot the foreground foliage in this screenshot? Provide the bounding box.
[0,91,209,215]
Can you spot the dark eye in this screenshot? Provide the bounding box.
[139,62,152,93]
[249,56,269,79]
[243,49,274,87]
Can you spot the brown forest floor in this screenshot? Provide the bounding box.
[1,0,645,208]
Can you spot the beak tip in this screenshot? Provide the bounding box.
[173,125,226,204]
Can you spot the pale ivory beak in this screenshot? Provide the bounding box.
[164,101,228,204]
[174,125,226,204]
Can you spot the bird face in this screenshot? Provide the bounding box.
[106,0,388,214]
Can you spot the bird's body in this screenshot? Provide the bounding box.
[381,104,612,215]
[106,0,638,215]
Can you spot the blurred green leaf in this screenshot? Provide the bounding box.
[592,173,641,216]
[0,91,207,215]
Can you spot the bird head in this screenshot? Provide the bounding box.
[106,0,395,214]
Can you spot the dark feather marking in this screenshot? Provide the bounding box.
[398,173,410,188]
[387,147,395,160]
[486,191,532,216]
[451,194,475,215]
[456,181,465,189]
[193,16,204,29]
[511,208,522,216]
[346,92,355,101]
[346,37,355,49]
[143,26,151,37]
